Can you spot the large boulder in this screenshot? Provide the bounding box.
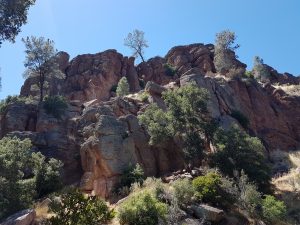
[166,43,216,76]
[0,102,37,137]
[191,204,225,222]
[1,209,36,225]
[21,50,140,104]
[79,97,184,198]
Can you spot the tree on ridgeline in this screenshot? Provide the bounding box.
[214,30,240,74]
[124,29,148,62]
[22,36,65,102]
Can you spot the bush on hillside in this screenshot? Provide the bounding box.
[119,164,145,189]
[116,77,130,97]
[262,195,287,223]
[139,83,218,162]
[0,137,62,220]
[47,189,114,225]
[0,95,29,114]
[192,172,222,204]
[43,95,68,119]
[211,126,271,191]
[36,158,63,197]
[118,191,167,225]
[171,178,195,207]
[163,63,176,77]
[236,171,262,215]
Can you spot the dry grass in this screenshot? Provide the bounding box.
[272,150,300,224]
[272,150,300,192]
[273,84,300,96]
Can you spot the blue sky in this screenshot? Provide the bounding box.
[0,0,299,99]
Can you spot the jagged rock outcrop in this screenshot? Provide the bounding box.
[78,97,184,197]
[0,102,82,184]
[2,43,299,201]
[180,69,300,151]
[1,209,36,225]
[263,64,300,85]
[21,50,141,103]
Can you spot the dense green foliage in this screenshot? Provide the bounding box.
[211,126,271,190]
[163,63,176,77]
[230,110,249,129]
[36,158,63,197]
[252,56,271,82]
[118,191,167,225]
[171,178,194,206]
[0,137,62,219]
[116,76,130,97]
[236,171,262,215]
[120,164,145,189]
[43,95,68,119]
[47,189,114,225]
[192,172,222,204]
[262,195,287,223]
[0,95,28,114]
[139,83,218,161]
[214,30,239,74]
[23,36,65,102]
[0,0,35,45]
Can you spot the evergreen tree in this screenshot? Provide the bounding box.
[22,36,65,102]
[116,76,130,97]
[214,30,240,74]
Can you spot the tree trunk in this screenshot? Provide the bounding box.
[138,52,145,62]
[39,72,44,102]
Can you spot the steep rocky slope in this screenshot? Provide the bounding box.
[1,43,299,198]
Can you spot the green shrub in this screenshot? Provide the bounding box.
[139,83,217,162]
[47,189,114,225]
[119,164,145,189]
[171,178,195,207]
[139,92,149,102]
[116,77,130,97]
[211,126,271,191]
[43,95,68,119]
[244,71,254,79]
[230,110,249,129]
[36,158,63,197]
[163,63,176,77]
[0,95,28,114]
[192,172,221,204]
[118,191,167,225]
[0,137,62,220]
[236,171,262,215]
[262,195,286,223]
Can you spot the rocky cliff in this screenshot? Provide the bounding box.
[1,43,299,198]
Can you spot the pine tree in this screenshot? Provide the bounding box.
[116,77,130,97]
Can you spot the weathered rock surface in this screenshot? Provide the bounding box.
[21,50,140,103]
[1,209,36,225]
[180,70,300,151]
[1,43,299,202]
[191,204,225,222]
[78,97,184,198]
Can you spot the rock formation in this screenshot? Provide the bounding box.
[1,43,299,198]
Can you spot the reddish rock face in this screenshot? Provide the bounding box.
[20,50,140,103]
[5,43,299,199]
[166,43,216,76]
[78,97,184,198]
[180,71,300,152]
